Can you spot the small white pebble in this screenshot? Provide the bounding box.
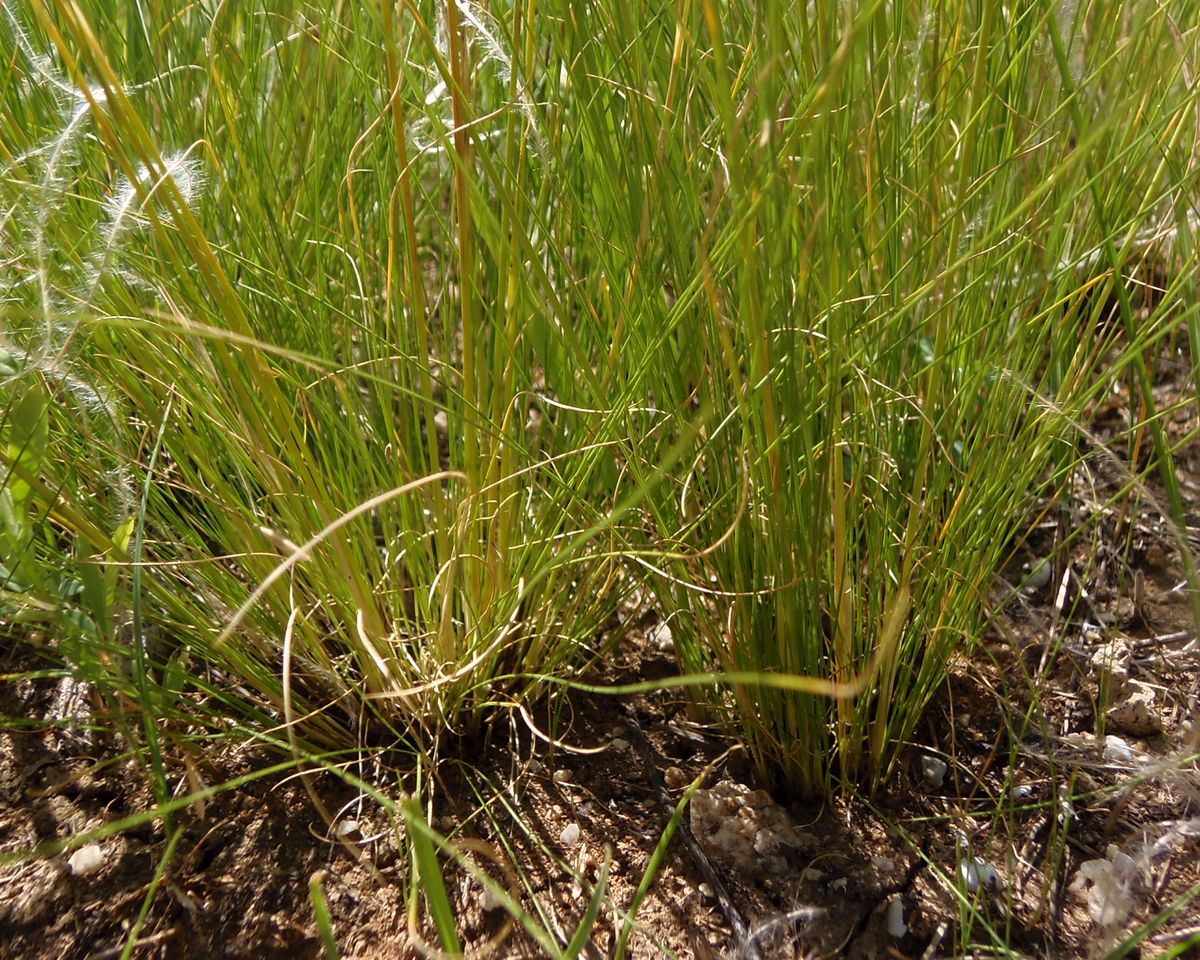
[560,822,581,849]
[647,622,673,651]
[1103,735,1136,763]
[663,766,688,790]
[1024,559,1052,590]
[871,855,895,872]
[830,877,848,893]
[479,885,505,911]
[960,857,999,893]
[552,768,573,784]
[335,819,360,837]
[886,897,907,938]
[698,882,714,899]
[920,755,947,789]
[68,844,105,877]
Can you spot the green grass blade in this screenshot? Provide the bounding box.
[402,796,463,958]
[309,870,341,960]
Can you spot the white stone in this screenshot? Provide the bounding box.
[1024,559,1053,590]
[647,622,673,651]
[960,856,999,893]
[68,844,105,877]
[1069,844,1139,928]
[560,822,581,849]
[1107,685,1162,736]
[479,885,505,911]
[920,755,947,789]
[663,766,689,790]
[886,897,907,938]
[1103,735,1137,763]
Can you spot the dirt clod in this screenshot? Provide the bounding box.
[1107,683,1164,736]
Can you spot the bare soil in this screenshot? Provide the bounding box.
[3,352,1200,959]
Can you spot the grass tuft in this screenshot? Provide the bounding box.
[2,0,1198,917]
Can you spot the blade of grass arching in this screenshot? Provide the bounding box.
[402,796,463,958]
[309,870,341,960]
[117,823,183,960]
[130,396,173,819]
[1045,8,1200,635]
[613,772,701,960]
[564,846,610,960]
[212,471,466,650]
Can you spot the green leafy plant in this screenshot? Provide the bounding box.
[1,366,135,681]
